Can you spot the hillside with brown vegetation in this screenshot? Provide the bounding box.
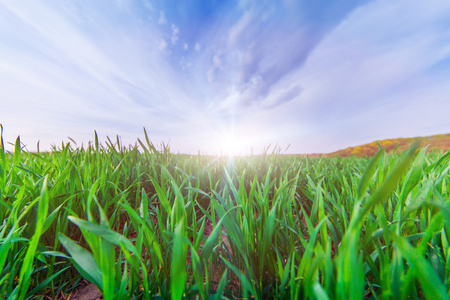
[327,133,450,157]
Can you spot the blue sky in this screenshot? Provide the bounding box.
[1,0,450,155]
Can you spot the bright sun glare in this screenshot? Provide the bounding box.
[220,136,246,157]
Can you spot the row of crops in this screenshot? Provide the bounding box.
[1,132,450,299]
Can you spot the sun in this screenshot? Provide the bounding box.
[220,136,245,157]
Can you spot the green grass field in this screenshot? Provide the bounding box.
[1,130,450,299]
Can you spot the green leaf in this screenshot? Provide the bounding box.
[86,179,101,222]
[94,130,99,152]
[171,219,187,300]
[17,176,49,299]
[388,231,449,300]
[357,149,384,201]
[42,201,66,235]
[214,269,228,300]
[13,136,21,167]
[399,147,426,203]
[0,123,5,163]
[200,205,241,262]
[25,267,70,298]
[260,201,277,274]
[313,282,331,300]
[58,233,103,289]
[357,142,419,225]
[68,216,137,254]
[118,201,164,264]
[432,151,450,171]
[149,176,172,215]
[0,224,19,273]
[221,256,257,298]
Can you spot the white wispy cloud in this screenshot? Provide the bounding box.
[171,24,179,44]
[142,0,154,12]
[158,11,166,25]
[159,38,168,51]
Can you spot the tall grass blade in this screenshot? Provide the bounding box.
[388,230,449,299]
[357,149,383,201]
[171,219,187,300]
[17,176,49,299]
[13,136,21,167]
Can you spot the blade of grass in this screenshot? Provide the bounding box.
[58,233,103,289]
[171,219,187,300]
[17,176,49,299]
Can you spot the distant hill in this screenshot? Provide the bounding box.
[326,133,450,157]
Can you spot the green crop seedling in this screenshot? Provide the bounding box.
[0,129,449,299]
